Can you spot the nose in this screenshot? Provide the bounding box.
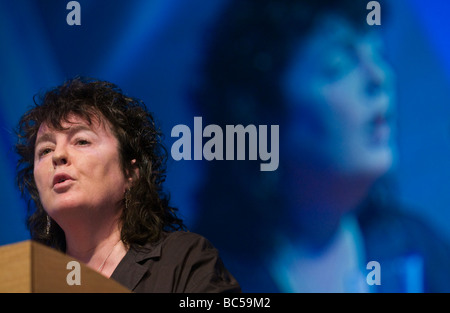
[357,41,394,98]
[52,145,69,168]
[364,58,391,96]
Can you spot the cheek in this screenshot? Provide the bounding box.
[322,73,368,126]
[88,152,128,195]
[105,163,127,189]
[33,161,49,195]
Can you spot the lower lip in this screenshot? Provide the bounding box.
[53,180,74,192]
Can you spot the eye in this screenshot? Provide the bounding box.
[322,46,358,81]
[37,147,52,158]
[75,139,90,146]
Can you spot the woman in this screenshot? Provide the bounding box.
[15,77,241,293]
[193,0,450,292]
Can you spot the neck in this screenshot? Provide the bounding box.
[283,164,374,250]
[62,209,126,276]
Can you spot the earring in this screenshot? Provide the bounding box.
[125,189,131,210]
[46,214,51,236]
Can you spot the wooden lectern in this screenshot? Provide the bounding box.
[0,240,130,293]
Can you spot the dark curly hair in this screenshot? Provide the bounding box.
[15,76,185,251]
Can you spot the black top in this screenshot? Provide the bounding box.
[110,231,241,293]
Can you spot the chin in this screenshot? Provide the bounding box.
[354,157,393,183]
[45,199,86,219]
[336,150,393,182]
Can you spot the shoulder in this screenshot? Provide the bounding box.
[162,230,214,245]
[157,231,227,274]
[159,231,217,254]
[132,231,241,293]
[357,202,446,247]
[130,231,220,263]
[357,202,450,292]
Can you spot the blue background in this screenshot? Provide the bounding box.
[1,0,450,259]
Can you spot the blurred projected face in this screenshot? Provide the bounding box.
[282,14,395,178]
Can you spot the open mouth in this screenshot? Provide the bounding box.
[369,112,391,145]
[53,173,74,188]
[373,114,386,126]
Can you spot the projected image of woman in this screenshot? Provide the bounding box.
[193,0,450,292]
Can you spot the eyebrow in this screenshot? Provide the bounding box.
[34,124,95,147]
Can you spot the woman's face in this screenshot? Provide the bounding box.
[282,14,395,178]
[33,114,129,224]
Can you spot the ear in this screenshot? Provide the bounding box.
[126,159,139,187]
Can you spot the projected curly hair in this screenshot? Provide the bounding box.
[15,77,185,251]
